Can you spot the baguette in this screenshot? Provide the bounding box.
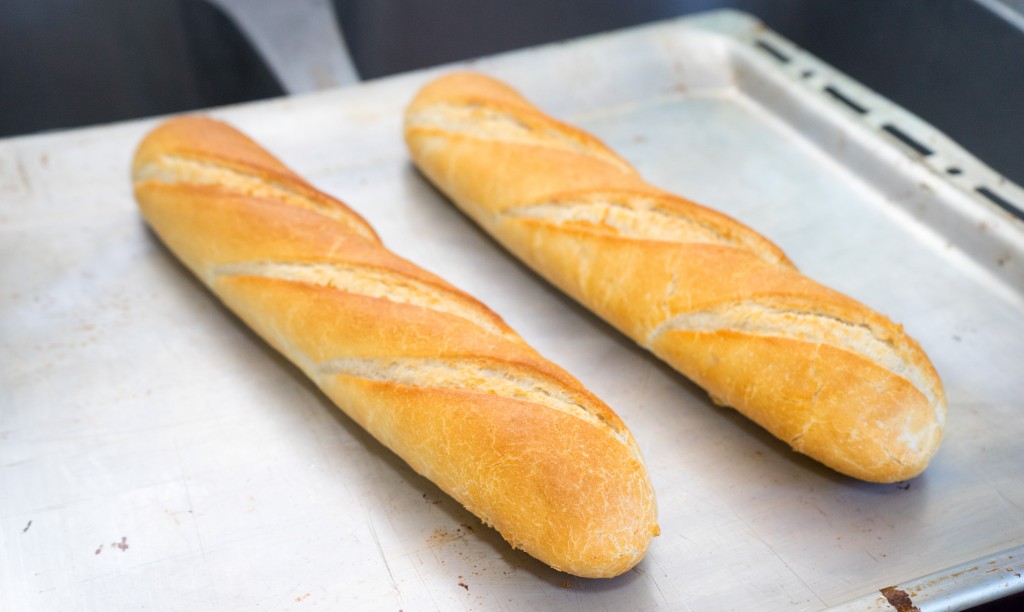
[403,72,947,483]
[131,116,658,578]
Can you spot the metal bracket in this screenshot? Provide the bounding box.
[205,0,360,93]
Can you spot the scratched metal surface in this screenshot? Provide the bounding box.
[2,11,1023,611]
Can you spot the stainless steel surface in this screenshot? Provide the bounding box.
[333,0,1024,188]
[828,545,1024,611]
[2,11,1022,610]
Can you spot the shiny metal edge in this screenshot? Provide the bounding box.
[699,12,1024,608]
[825,545,1024,611]
[694,9,1024,305]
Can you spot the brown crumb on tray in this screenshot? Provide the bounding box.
[880,586,920,612]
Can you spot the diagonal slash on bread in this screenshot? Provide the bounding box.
[404,72,947,483]
[132,116,658,578]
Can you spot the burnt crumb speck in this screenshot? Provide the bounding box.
[22,520,32,533]
[112,537,129,551]
[95,545,103,555]
[458,582,469,591]
[881,586,921,612]
[561,581,572,589]
[896,482,911,490]
[460,523,474,532]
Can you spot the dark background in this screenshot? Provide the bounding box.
[335,0,1024,186]
[1,0,1021,185]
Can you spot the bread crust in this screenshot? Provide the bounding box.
[404,72,947,483]
[132,116,658,578]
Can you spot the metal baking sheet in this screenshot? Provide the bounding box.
[2,10,1022,611]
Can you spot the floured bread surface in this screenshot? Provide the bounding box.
[404,71,947,483]
[132,116,658,577]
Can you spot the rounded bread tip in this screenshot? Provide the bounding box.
[135,114,658,577]
[403,71,946,483]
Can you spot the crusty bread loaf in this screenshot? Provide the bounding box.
[132,116,658,578]
[404,72,947,483]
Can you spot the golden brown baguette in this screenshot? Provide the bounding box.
[404,72,947,483]
[131,116,658,578]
